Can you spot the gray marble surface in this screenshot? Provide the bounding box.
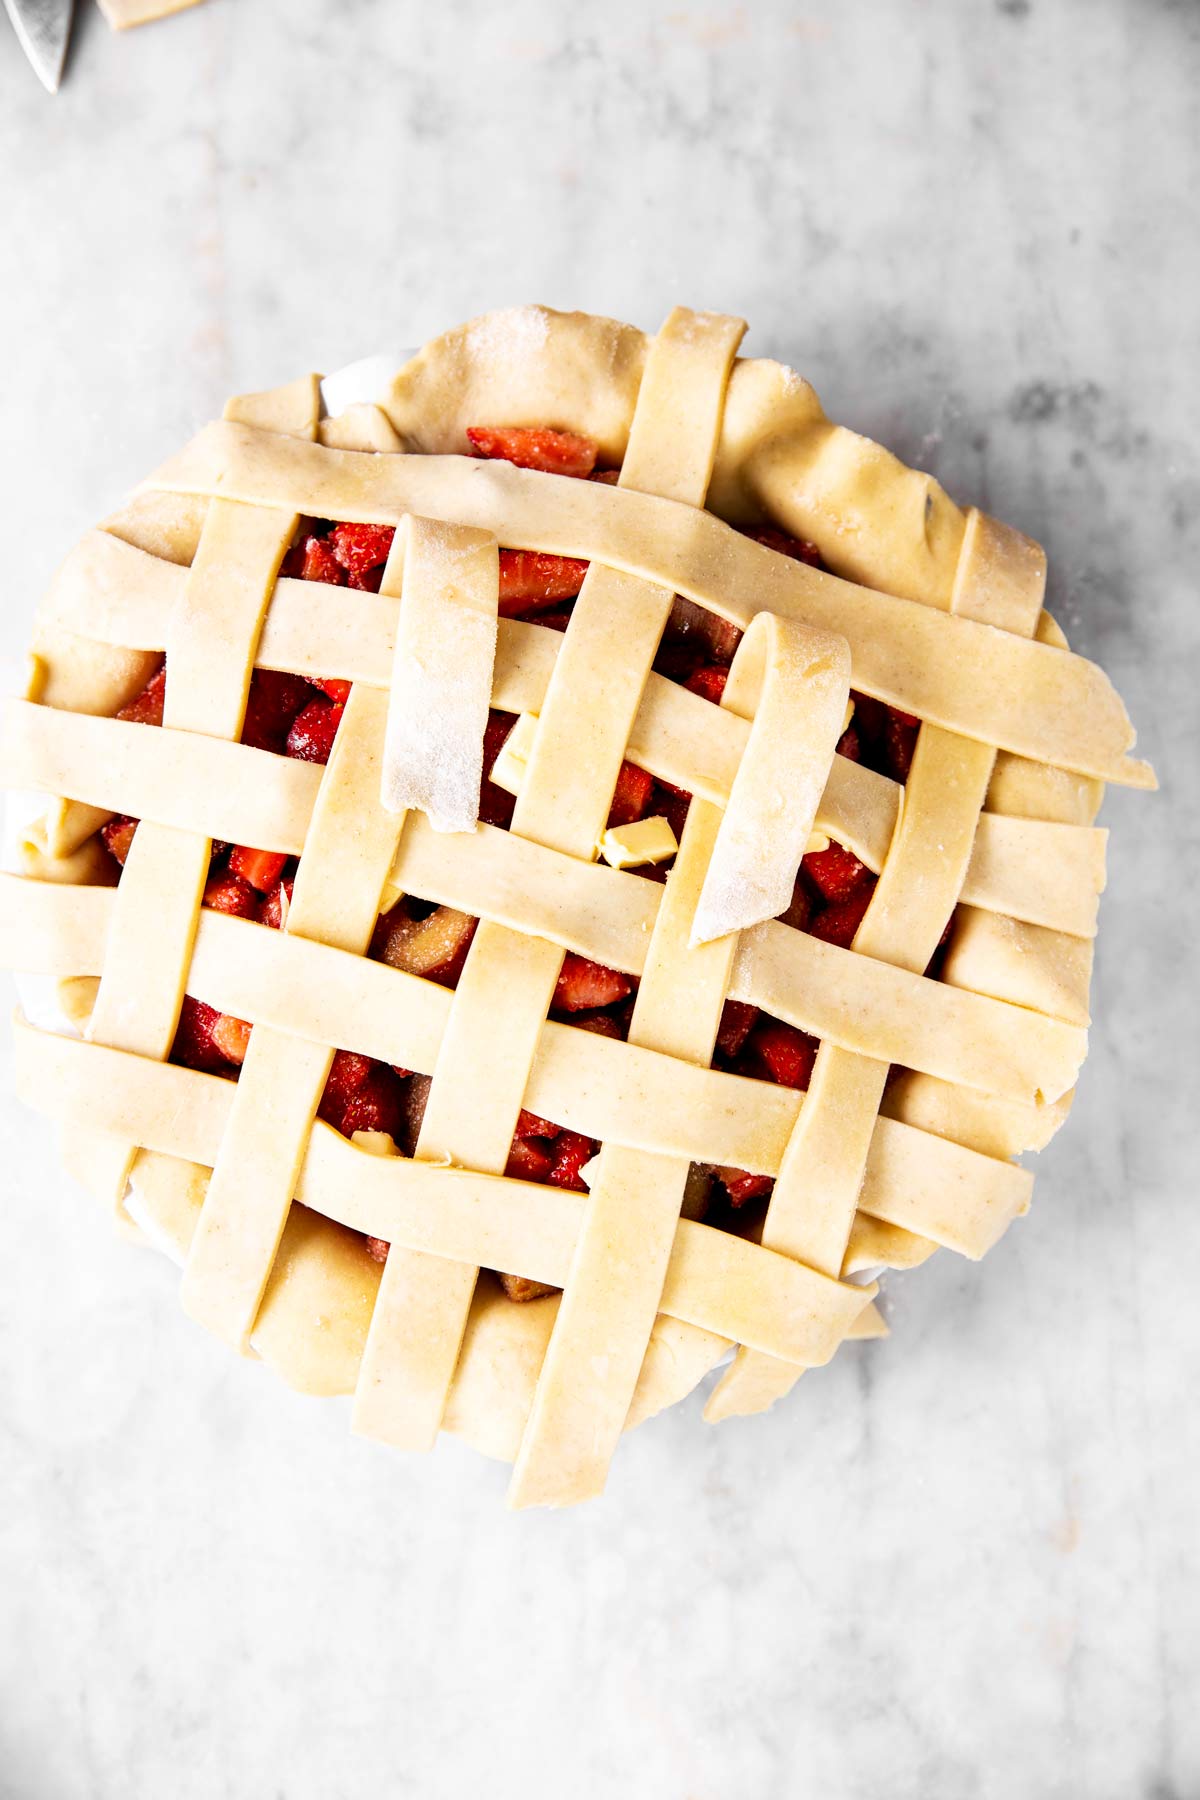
[1,2,1197,1797]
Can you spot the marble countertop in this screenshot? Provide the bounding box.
[1,2,1197,1796]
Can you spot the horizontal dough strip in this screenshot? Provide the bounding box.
[141,421,1152,786]
[0,883,1032,1254]
[0,836,1079,1105]
[730,919,1085,1105]
[12,1014,868,1368]
[32,534,1104,938]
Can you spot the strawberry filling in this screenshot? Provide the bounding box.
[104,420,940,1292]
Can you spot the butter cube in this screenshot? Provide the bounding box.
[489,712,540,797]
[598,814,679,869]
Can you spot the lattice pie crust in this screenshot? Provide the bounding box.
[0,307,1154,1507]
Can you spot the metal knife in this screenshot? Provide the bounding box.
[3,0,74,93]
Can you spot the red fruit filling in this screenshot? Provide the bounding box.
[467,425,599,479]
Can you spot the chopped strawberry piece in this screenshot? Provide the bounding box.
[498,549,589,612]
[286,697,343,765]
[652,779,691,843]
[684,664,729,705]
[553,953,633,1014]
[211,1013,252,1064]
[316,1044,372,1123]
[747,1017,819,1090]
[365,1236,390,1263]
[171,996,235,1075]
[260,874,294,929]
[885,707,920,782]
[101,815,138,867]
[717,1000,758,1058]
[241,670,314,754]
[802,841,870,905]
[778,877,813,932]
[836,722,861,763]
[339,1065,406,1141]
[716,1168,774,1207]
[328,521,396,580]
[299,536,345,585]
[347,564,385,593]
[516,1109,561,1141]
[505,1137,555,1183]
[744,525,824,567]
[313,677,352,705]
[203,871,259,918]
[607,760,654,829]
[228,845,287,893]
[546,1130,596,1191]
[467,425,598,478]
[664,596,743,666]
[809,881,876,948]
[117,664,167,727]
[479,709,518,829]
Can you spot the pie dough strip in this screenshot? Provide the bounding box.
[381,518,499,831]
[0,870,1030,1199]
[690,612,852,944]
[10,1016,872,1370]
[353,309,750,1460]
[141,419,1152,786]
[65,382,320,1210]
[34,537,1108,937]
[707,510,1049,1420]
[180,636,409,1351]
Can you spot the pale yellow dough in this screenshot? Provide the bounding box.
[0,305,1154,1506]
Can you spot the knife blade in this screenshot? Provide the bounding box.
[3,0,73,93]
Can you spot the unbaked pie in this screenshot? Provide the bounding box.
[0,306,1154,1506]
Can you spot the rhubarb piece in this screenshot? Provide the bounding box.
[716,1000,758,1058]
[211,1013,252,1065]
[546,1130,596,1192]
[286,697,344,765]
[313,677,352,705]
[714,1166,774,1207]
[808,881,876,948]
[498,1272,559,1303]
[228,845,287,893]
[553,953,633,1014]
[466,425,598,478]
[747,1017,819,1090]
[885,707,921,782]
[242,670,315,754]
[101,815,138,867]
[836,721,861,763]
[372,904,477,987]
[664,595,742,665]
[317,1049,374,1129]
[171,996,235,1075]
[802,840,871,905]
[328,521,396,580]
[117,663,167,727]
[340,1066,407,1140]
[607,759,654,829]
[260,874,294,930]
[479,710,518,828]
[744,525,823,567]
[683,664,729,705]
[498,549,589,612]
[202,871,259,918]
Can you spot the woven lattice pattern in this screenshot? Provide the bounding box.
[0,307,1153,1506]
